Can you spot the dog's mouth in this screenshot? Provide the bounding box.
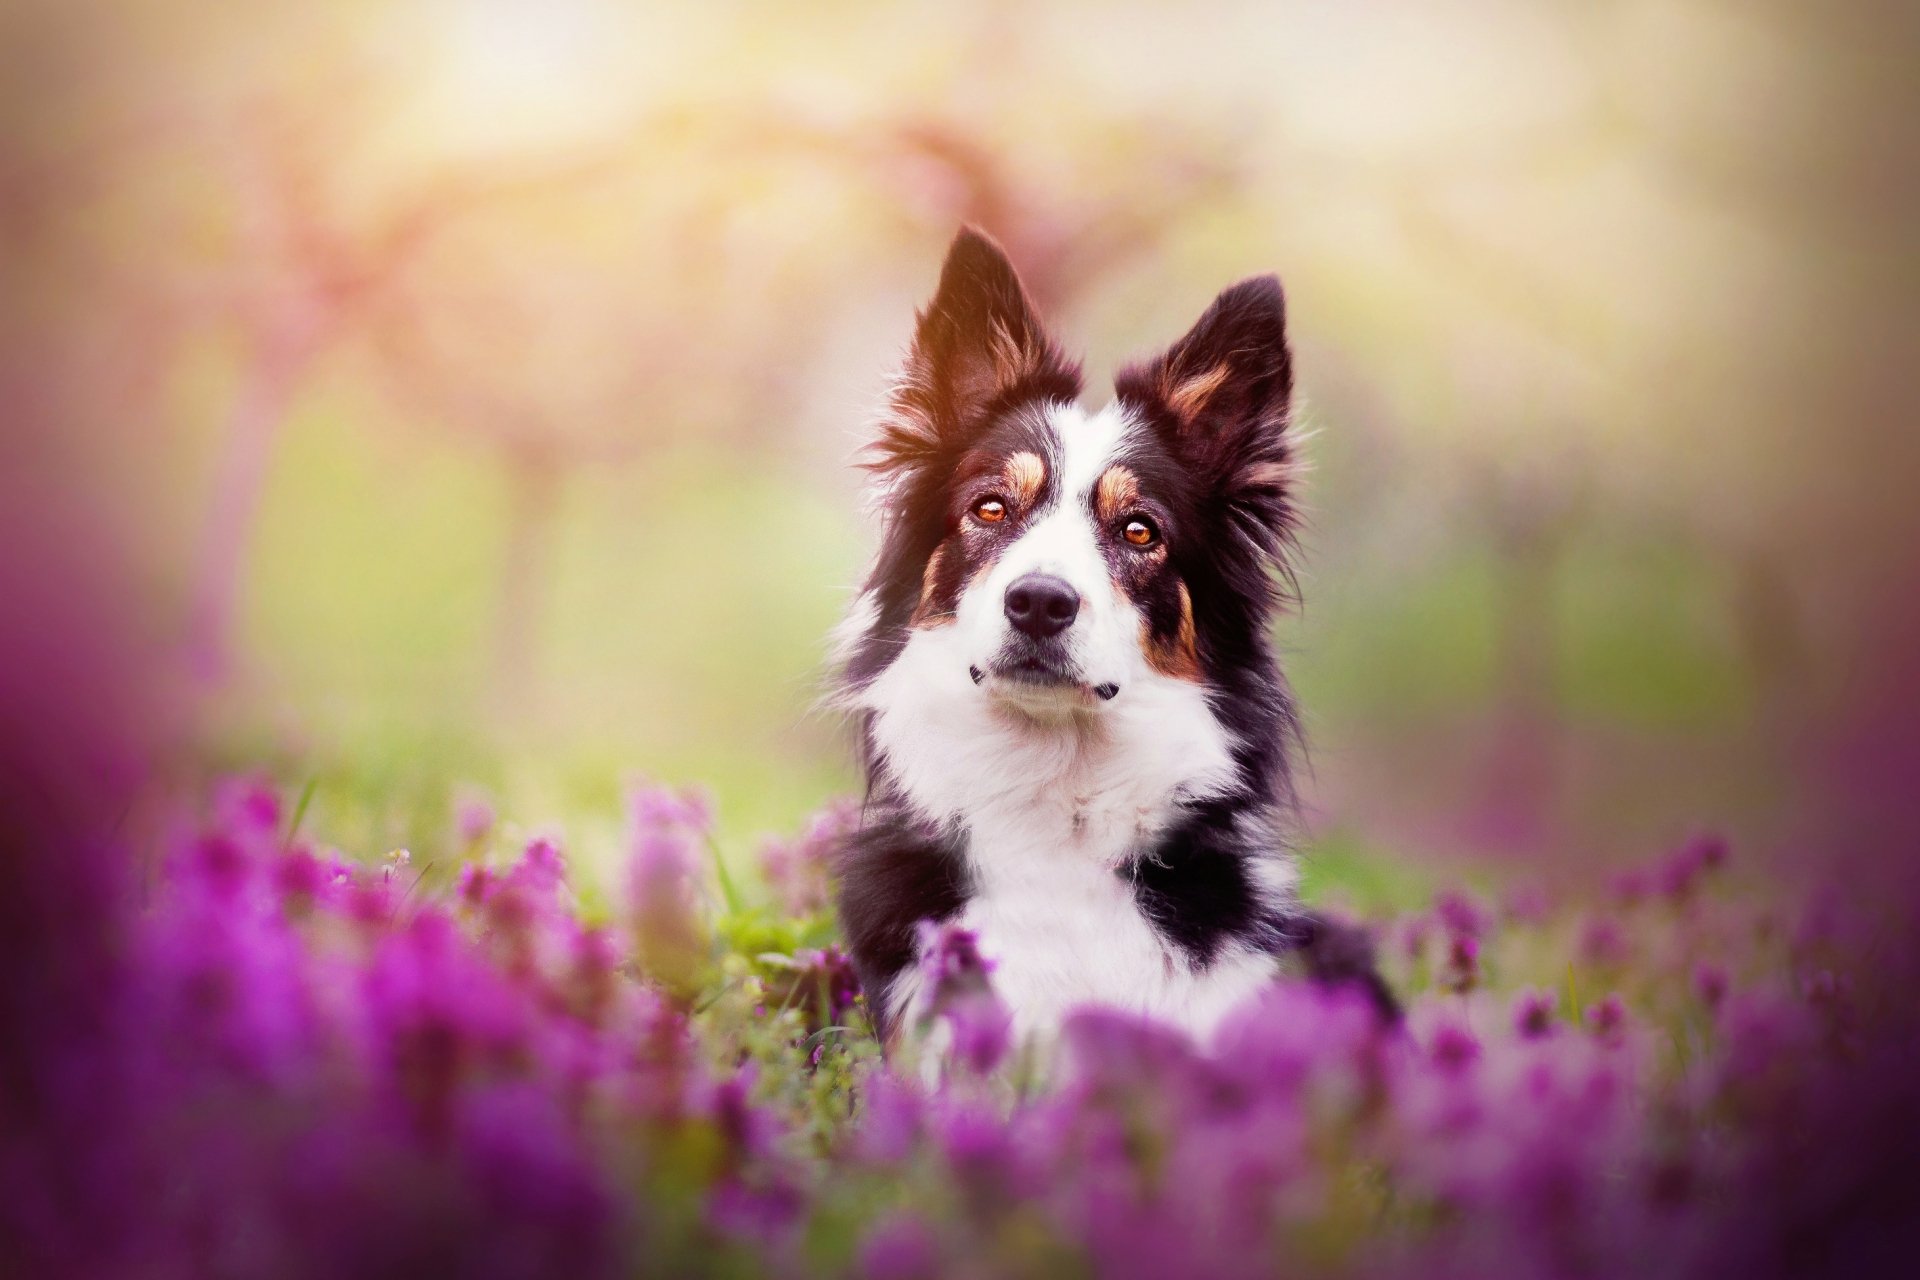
[970,658,1120,703]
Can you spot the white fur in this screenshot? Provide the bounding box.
[856,402,1293,1043]
[955,402,1141,699]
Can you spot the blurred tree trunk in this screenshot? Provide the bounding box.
[184,307,324,682]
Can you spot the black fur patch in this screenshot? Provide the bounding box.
[833,801,972,1039]
[1122,800,1275,967]
[1291,910,1403,1023]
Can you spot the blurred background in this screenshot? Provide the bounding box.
[6,0,1915,901]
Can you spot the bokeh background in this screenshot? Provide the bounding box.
[8,0,1916,902]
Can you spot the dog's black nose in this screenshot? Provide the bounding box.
[1004,574,1079,639]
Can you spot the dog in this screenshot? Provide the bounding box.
[833,228,1395,1049]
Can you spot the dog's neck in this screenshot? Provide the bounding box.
[862,625,1241,869]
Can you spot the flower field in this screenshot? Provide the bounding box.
[8,773,1917,1280]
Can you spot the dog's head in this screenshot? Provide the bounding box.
[841,229,1300,789]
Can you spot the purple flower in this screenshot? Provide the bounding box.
[628,781,714,837]
[853,1073,924,1164]
[453,788,497,845]
[859,1214,940,1280]
[1578,915,1629,969]
[1586,994,1628,1045]
[759,795,859,918]
[1513,988,1557,1039]
[508,835,567,897]
[1440,934,1481,994]
[1502,884,1553,926]
[913,923,1011,1074]
[212,773,282,840]
[1430,1022,1482,1072]
[627,816,709,998]
[1610,868,1652,906]
[1694,963,1730,1013]
[1435,890,1490,939]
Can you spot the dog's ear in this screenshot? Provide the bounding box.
[1116,276,1296,558]
[869,228,1079,481]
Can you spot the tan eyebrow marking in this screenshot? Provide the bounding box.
[911,541,954,627]
[1166,360,1232,424]
[1094,465,1140,524]
[1004,451,1045,510]
[1143,581,1201,680]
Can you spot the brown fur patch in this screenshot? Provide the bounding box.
[1165,360,1232,425]
[911,542,953,627]
[1239,458,1295,492]
[988,319,1042,387]
[1004,451,1046,510]
[1144,581,1202,680]
[1094,465,1140,524]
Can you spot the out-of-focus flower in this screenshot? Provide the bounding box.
[1658,832,1730,902]
[1502,884,1552,926]
[911,923,1012,1075]
[1801,969,1860,1053]
[1434,890,1490,939]
[1586,994,1628,1045]
[1429,1021,1482,1072]
[212,773,282,842]
[1610,868,1653,906]
[23,770,1920,1279]
[759,795,860,918]
[1439,934,1481,994]
[628,782,715,837]
[1578,915,1629,969]
[761,944,863,1036]
[1694,963,1730,1013]
[1513,988,1557,1039]
[453,787,497,846]
[627,819,710,1001]
[859,1213,941,1280]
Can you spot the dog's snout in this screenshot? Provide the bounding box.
[1004,574,1080,639]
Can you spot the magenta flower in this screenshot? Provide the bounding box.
[1513,988,1557,1039]
[453,788,497,845]
[1429,1022,1482,1072]
[1439,934,1481,994]
[1502,884,1553,926]
[1578,915,1629,969]
[758,795,860,918]
[1586,994,1628,1045]
[913,922,1011,1074]
[1434,889,1490,939]
[1694,963,1731,1013]
[859,1213,941,1280]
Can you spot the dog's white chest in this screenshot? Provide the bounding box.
[919,806,1279,1044]
[865,622,1281,1041]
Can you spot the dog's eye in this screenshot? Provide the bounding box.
[1122,517,1158,547]
[972,496,1008,524]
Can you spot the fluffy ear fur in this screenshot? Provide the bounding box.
[868,227,1080,483]
[1115,276,1296,561]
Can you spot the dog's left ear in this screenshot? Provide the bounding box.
[1116,276,1296,556]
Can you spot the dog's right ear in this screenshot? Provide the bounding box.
[868,228,1080,482]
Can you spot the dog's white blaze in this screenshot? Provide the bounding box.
[953,402,1138,692]
[861,402,1293,1044]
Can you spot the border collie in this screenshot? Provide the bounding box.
[834,228,1394,1047]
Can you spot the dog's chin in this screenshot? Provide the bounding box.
[970,657,1120,718]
